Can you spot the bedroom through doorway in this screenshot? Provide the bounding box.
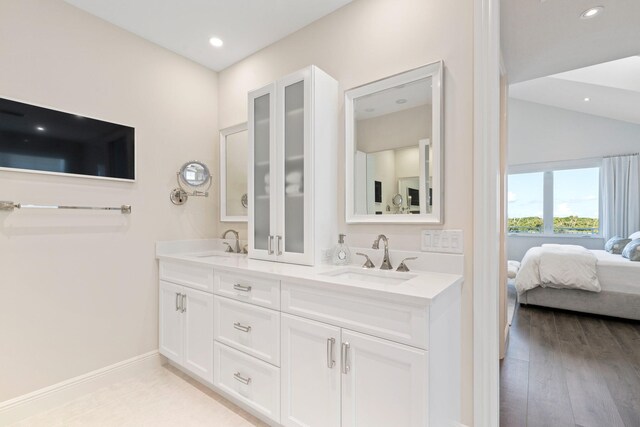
[499,0,640,425]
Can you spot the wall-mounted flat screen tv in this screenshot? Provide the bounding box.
[0,97,135,181]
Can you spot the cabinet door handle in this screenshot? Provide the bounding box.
[267,236,274,255]
[327,337,336,368]
[276,235,283,256]
[341,342,350,374]
[233,371,252,385]
[181,294,186,313]
[233,284,252,293]
[233,322,251,333]
[175,293,180,311]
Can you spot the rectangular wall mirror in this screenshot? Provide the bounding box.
[345,61,443,223]
[220,123,248,222]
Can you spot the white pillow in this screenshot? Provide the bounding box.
[629,231,640,240]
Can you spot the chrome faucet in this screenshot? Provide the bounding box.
[372,234,392,270]
[222,229,241,253]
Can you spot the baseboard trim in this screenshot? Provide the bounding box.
[0,350,161,425]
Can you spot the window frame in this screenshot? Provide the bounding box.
[508,158,602,237]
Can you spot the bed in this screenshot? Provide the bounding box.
[516,247,640,320]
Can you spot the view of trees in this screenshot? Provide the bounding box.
[508,216,599,234]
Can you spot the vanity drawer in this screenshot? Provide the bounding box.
[214,296,280,366]
[159,261,214,293]
[214,342,280,423]
[281,281,429,349]
[214,271,280,310]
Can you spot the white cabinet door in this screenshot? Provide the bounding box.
[159,281,183,363]
[248,83,277,261]
[341,330,428,427]
[281,314,341,427]
[275,68,313,265]
[183,286,214,383]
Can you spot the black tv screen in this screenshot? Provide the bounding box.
[408,187,419,206]
[0,97,135,180]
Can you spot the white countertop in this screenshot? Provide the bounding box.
[156,249,463,304]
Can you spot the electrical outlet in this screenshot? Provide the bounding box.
[421,229,463,254]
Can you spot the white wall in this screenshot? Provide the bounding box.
[507,99,640,260]
[217,0,474,422]
[0,0,218,401]
[509,98,640,166]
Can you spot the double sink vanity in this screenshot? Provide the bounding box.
[158,61,461,426]
[156,241,461,427]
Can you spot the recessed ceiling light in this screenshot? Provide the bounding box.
[396,99,407,104]
[584,97,591,102]
[36,126,45,131]
[580,6,604,19]
[209,37,223,47]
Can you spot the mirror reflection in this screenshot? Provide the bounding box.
[181,162,210,186]
[346,61,443,223]
[220,124,248,222]
[353,77,433,216]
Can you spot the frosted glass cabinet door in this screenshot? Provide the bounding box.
[249,84,276,259]
[277,69,311,264]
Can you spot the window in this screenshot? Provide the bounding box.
[508,172,544,233]
[553,168,600,234]
[508,165,600,236]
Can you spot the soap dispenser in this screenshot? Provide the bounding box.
[332,234,352,265]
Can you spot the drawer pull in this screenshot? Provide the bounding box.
[233,371,252,385]
[175,293,180,311]
[233,284,252,293]
[327,337,336,369]
[341,342,350,374]
[181,293,187,313]
[233,322,252,333]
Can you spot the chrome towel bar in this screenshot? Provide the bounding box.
[0,201,132,214]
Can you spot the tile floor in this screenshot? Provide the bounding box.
[10,364,267,427]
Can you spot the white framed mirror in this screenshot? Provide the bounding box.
[345,61,443,223]
[220,123,248,222]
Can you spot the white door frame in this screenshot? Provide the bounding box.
[473,0,501,426]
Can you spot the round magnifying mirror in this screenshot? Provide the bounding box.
[179,161,210,187]
[392,193,403,207]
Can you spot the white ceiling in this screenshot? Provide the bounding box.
[63,0,352,71]
[509,56,640,125]
[501,0,640,83]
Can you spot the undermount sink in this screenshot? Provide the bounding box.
[189,252,236,260]
[321,267,417,285]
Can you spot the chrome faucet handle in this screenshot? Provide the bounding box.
[356,252,375,269]
[242,244,248,254]
[222,229,241,253]
[396,257,418,272]
[223,242,235,253]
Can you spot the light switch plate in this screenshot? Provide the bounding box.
[421,229,463,254]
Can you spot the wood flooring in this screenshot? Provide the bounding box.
[501,302,640,427]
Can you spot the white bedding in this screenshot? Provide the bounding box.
[592,250,640,293]
[515,244,601,294]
